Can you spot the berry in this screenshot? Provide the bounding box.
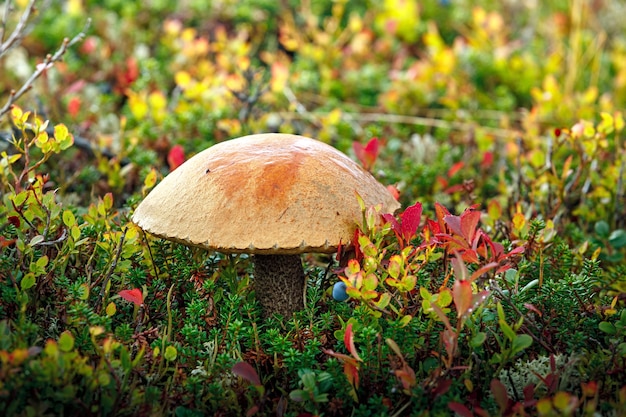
[332,281,349,301]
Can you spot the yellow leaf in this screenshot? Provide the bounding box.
[143,168,158,190]
[106,302,117,317]
[175,71,192,88]
[127,91,148,120]
[326,108,342,126]
[270,61,289,93]
[512,213,526,233]
[615,112,624,131]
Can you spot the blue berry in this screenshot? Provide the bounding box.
[332,281,349,301]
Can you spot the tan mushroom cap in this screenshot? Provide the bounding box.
[132,133,401,254]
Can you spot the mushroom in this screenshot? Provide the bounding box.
[131,133,400,317]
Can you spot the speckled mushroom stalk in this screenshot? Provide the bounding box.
[131,133,400,319]
[253,254,305,317]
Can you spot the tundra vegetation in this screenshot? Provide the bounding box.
[0,0,625,416]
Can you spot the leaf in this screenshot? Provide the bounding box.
[499,319,516,342]
[511,334,533,355]
[62,210,76,227]
[599,321,616,335]
[448,402,474,417]
[232,361,262,386]
[470,332,487,348]
[490,379,510,411]
[118,288,143,306]
[167,145,186,171]
[54,124,74,150]
[609,229,626,249]
[143,168,158,190]
[164,345,177,361]
[21,273,36,290]
[382,213,400,234]
[58,331,75,353]
[387,255,402,279]
[460,209,481,242]
[453,279,473,318]
[447,161,464,177]
[105,302,117,317]
[353,137,379,171]
[344,322,362,362]
[400,202,422,243]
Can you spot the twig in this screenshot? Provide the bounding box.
[96,227,127,311]
[276,110,519,138]
[33,226,67,246]
[0,0,37,58]
[0,17,91,117]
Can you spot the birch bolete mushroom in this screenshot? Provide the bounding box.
[131,133,400,317]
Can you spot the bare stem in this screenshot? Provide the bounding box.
[0,16,91,117]
[0,0,37,57]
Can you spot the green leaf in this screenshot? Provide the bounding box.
[594,221,610,239]
[599,321,616,335]
[11,191,28,207]
[58,331,75,352]
[511,334,533,355]
[289,389,306,402]
[105,302,116,317]
[120,346,131,371]
[21,273,36,290]
[164,345,177,361]
[374,292,391,310]
[609,230,626,249]
[29,235,44,247]
[499,319,516,342]
[470,332,487,348]
[63,210,76,227]
[36,255,49,269]
[71,225,81,241]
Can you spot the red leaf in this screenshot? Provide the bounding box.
[400,202,422,243]
[447,161,464,177]
[480,151,494,169]
[344,322,362,361]
[445,184,465,194]
[444,214,463,237]
[67,97,81,118]
[460,209,481,242]
[382,213,400,232]
[386,184,400,200]
[434,203,451,231]
[453,279,473,319]
[167,145,186,171]
[524,303,542,317]
[232,361,262,386]
[448,402,475,417]
[353,137,380,171]
[352,229,364,262]
[118,288,143,306]
[8,216,20,228]
[490,379,510,411]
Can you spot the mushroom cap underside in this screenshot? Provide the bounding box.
[131,133,401,254]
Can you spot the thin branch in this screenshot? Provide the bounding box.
[276,110,519,138]
[0,17,91,117]
[0,0,37,58]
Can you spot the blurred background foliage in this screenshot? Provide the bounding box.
[1,0,626,415]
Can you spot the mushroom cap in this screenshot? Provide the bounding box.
[131,133,400,254]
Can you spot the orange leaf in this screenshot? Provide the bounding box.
[344,322,362,362]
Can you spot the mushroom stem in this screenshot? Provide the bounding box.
[253,254,305,318]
